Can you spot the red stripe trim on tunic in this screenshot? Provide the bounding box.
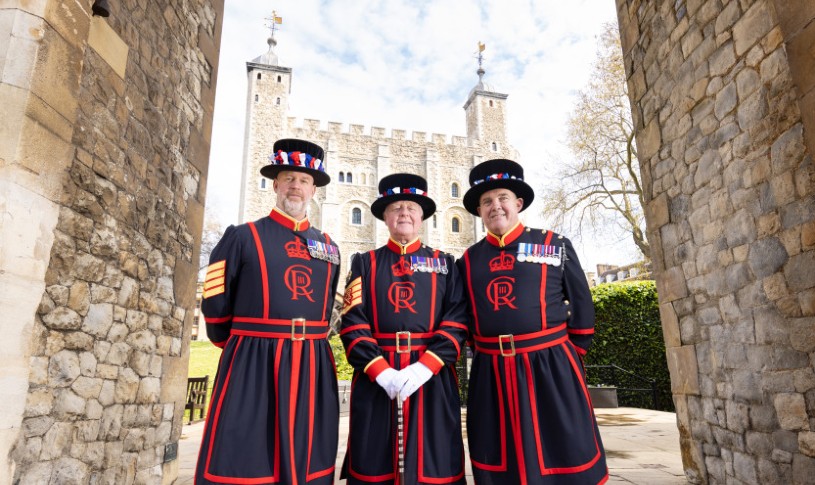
[205,315,233,324]
[204,337,283,483]
[506,361,528,484]
[322,233,333,321]
[439,321,468,330]
[272,332,283,480]
[369,251,379,333]
[418,385,465,483]
[540,230,554,330]
[568,328,595,334]
[248,222,269,318]
[471,356,507,472]
[289,341,302,485]
[346,336,377,357]
[437,330,461,359]
[340,323,371,335]
[523,353,546,474]
[306,342,315,479]
[463,250,480,335]
[230,330,329,340]
[400,352,411,485]
[475,335,568,355]
[232,317,328,326]
[348,469,394,481]
[373,332,435,338]
[474,324,566,343]
[429,249,439,331]
[533,343,603,475]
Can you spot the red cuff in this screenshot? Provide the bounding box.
[573,345,587,356]
[418,351,444,375]
[212,340,227,349]
[364,357,390,381]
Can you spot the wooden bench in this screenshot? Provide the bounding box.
[186,376,209,424]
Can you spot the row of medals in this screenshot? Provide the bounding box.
[409,256,449,274]
[517,243,563,266]
[307,240,340,265]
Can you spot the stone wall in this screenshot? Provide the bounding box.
[0,1,223,484]
[617,0,815,483]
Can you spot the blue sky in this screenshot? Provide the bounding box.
[206,0,636,271]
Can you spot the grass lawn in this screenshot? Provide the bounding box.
[184,341,221,423]
[184,337,354,422]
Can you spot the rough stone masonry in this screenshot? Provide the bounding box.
[0,1,223,484]
[617,0,815,483]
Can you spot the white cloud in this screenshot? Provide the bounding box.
[206,0,633,271]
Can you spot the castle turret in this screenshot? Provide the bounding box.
[238,25,292,221]
[463,53,509,154]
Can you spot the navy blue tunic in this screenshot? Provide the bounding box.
[340,238,469,484]
[196,208,341,485]
[459,223,608,484]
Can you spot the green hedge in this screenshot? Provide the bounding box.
[330,335,355,381]
[584,280,674,412]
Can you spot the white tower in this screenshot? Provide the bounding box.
[238,16,292,222]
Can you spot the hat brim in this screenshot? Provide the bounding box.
[260,164,331,187]
[463,179,535,216]
[371,194,436,221]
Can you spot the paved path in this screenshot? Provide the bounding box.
[176,407,686,484]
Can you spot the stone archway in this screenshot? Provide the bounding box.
[617,1,815,482]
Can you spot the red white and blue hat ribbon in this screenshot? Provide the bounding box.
[472,172,520,185]
[377,186,428,199]
[270,150,326,173]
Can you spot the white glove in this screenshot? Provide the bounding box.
[396,362,433,401]
[375,368,399,400]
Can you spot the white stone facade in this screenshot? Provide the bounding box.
[238,43,517,271]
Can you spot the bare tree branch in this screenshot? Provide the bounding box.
[539,22,650,260]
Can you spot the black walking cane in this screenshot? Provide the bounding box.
[397,392,405,484]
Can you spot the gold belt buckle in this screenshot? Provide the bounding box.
[291,318,306,341]
[395,331,411,353]
[498,334,515,357]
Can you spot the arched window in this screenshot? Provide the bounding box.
[360,173,366,185]
[259,178,267,190]
[277,75,282,82]
[452,217,460,233]
[489,100,493,107]
[339,172,345,183]
[257,73,262,80]
[352,208,362,225]
[276,97,281,105]
[254,94,258,102]
[347,172,353,184]
[433,215,437,229]
[451,183,460,198]
[492,142,497,151]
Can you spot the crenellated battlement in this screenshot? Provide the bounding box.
[284,116,469,147]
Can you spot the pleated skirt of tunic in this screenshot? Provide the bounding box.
[195,335,339,485]
[343,352,466,485]
[467,341,608,485]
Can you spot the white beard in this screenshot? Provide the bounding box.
[279,197,308,218]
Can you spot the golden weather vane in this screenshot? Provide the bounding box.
[476,41,486,69]
[265,10,283,38]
